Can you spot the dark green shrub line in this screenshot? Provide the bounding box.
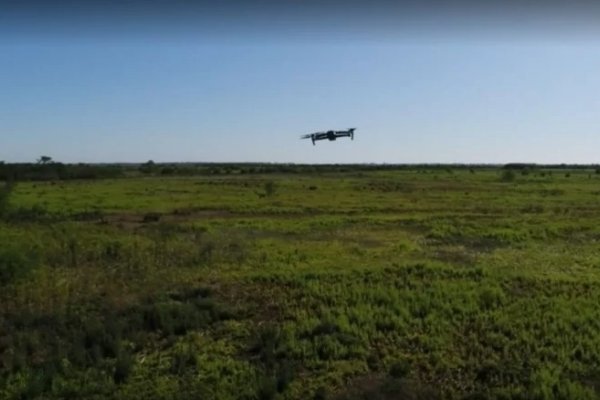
[0,287,234,399]
[0,163,123,181]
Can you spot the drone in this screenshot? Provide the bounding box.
[301,128,356,145]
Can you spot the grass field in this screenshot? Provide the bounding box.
[2,166,600,399]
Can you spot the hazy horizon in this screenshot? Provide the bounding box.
[2,1,600,164]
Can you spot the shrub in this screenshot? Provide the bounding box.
[314,387,328,400]
[257,375,277,400]
[337,377,441,400]
[0,180,15,217]
[275,361,294,392]
[0,245,38,285]
[251,326,282,369]
[500,170,516,182]
[138,288,230,336]
[521,204,544,214]
[143,212,161,223]
[170,346,197,374]
[389,359,411,379]
[479,287,506,310]
[7,204,49,222]
[113,351,133,383]
[264,181,277,197]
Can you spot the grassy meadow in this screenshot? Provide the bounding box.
[2,166,600,399]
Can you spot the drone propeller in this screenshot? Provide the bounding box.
[301,131,324,139]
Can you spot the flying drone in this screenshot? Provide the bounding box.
[301,128,356,145]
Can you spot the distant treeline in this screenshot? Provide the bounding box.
[1,161,599,181]
[143,162,600,175]
[0,163,124,181]
[502,163,600,170]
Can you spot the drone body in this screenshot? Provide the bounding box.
[301,128,356,145]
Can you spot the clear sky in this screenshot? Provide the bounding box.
[2,1,600,164]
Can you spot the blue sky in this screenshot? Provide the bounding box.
[2,4,600,163]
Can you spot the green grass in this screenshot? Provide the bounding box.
[2,167,600,399]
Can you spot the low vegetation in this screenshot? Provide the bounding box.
[1,165,600,399]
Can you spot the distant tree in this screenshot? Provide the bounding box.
[140,160,156,174]
[37,156,53,164]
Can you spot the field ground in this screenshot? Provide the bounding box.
[2,167,600,399]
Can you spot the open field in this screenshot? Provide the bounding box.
[2,166,600,399]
